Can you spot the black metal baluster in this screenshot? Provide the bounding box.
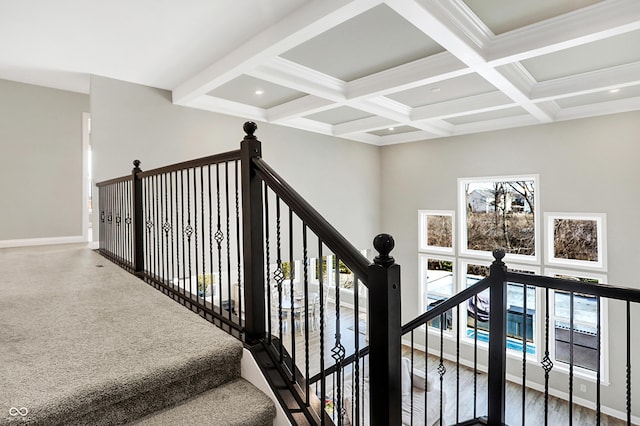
[275,196,284,361]
[180,170,186,297]
[410,331,414,426]
[169,172,175,290]
[114,182,120,260]
[187,168,194,300]
[596,296,601,425]
[318,241,326,426]
[473,293,478,419]
[126,179,132,266]
[333,256,345,426]
[153,174,159,281]
[215,164,223,314]
[569,291,574,426]
[225,162,232,323]
[542,288,553,426]
[235,160,242,324]
[264,183,272,342]
[208,165,214,313]
[456,304,460,425]
[439,313,445,426]
[424,326,429,426]
[522,284,528,426]
[160,174,166,286]
[289,209,295,377]
[200,166,206,307]
[145,177,152,277]
[302,223,310,404]
[192,167,199,303]
[627,300,632,425]
[354,275,360,426]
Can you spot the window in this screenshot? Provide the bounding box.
[419,210,454,253]
[545,213,607,271]
[419,254,454,331]
[546,269,607,374]
[462,260,539,355]
[459,176,539,263]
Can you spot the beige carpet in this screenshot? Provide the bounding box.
[0,243,245,425]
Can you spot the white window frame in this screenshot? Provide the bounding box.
[419,253,456,334]
[545,268,609,383]
[418,210,455,254]
[545,212,607,271]
[458,175,540,265]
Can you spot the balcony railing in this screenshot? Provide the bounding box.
[96,122,640,425]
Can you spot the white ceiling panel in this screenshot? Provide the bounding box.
[280,4,443,81]
[207,75,304,109]
[521,29,640,82]
[386,73,498,108]
[304,106,373,125]
[462,0,603,35]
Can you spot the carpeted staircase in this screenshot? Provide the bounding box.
[0,244,276,425]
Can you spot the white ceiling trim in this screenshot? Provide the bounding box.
[249,56,347,102]
[173,0,381,105]
[531,62,640,102]
[486,0,640,66]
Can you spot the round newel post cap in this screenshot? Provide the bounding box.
[132,160,142,173]
[243,121,257,139]
[373,233,395,267]
[492,248,505,263]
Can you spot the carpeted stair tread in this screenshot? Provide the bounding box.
[131,378,276,426]
[0,245,244,425]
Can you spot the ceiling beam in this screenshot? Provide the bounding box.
[173,0,381,105]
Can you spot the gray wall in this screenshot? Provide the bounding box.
[90,75,382,252]
[380,111,640,417]
[0,79,88,241]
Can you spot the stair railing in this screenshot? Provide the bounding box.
[96,122,640,425]
[96,122,403,425]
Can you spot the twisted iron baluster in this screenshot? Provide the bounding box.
[274,196,284,360]
[627,300,632,425]
[208,166,214,311]
[332,257,346,426]
[215,164,223,315]
[303,224,310,404]
[541,288,553,426]
[438,314,446,426]
[318,242,326,425]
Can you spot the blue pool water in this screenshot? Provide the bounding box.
[467,329,536,355]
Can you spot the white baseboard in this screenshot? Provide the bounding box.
[241,348,292,426]
[0,235,87,249]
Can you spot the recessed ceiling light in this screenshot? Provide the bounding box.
[431,87,441,93]
[609,88,620,94]
[255,89,264,95]
[388,127,395,131]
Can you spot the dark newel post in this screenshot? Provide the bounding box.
[368,234,402,426]
[132,160,144,276]
[240,122,266,344]
[488,248,507,425]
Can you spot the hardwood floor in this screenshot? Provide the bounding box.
[269,302,628,425]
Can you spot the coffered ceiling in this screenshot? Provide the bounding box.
[2,0,640,145]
